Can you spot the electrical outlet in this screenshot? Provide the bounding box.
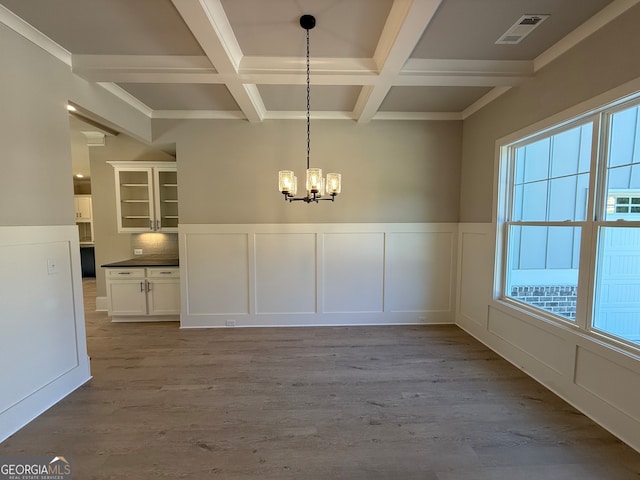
[225,319,236,327]
[134,248,143,255]
[47,259,59,275]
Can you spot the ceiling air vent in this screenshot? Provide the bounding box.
[496,14,550,45]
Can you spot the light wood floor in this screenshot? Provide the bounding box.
[2,279,639,479]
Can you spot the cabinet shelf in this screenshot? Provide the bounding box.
[109,162,178,233]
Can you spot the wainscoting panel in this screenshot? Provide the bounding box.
[575,346,640,422]
[183,233,249,316]
[179,224,457,327]
[487,307,568,375]
[456,222,640,453]
[255,233,316,314]
[457,226,493,327]
[322,232,384,313]
[386,231,455,313]
[0,226,91,442]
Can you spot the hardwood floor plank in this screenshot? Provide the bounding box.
[1,279,638,479]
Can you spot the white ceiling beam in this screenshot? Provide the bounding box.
[395,75,525,88]
[373,111,462,121]
[398,59,531,86]
[150,109,461,121]
[354,0,443,123]
[402,59,533,77]
[171,0,265,122]
[240,56,379,75]
[72,54,217,82]
[73,54,530,87]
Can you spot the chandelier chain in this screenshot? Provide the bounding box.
[306,26,311,170]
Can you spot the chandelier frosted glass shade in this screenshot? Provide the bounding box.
[306,168,323,194]
[326,173,341,195]
[278,170,297,196]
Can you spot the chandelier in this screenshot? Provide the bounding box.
[278,14,342,203]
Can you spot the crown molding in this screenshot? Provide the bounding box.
[0,4,71,66]
[152,110,246,120]
[534,0,640,71]
[96,82,153,118]
[461,86,511,119]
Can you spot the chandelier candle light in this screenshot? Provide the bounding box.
[278,14,342,203]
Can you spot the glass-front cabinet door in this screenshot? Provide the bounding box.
[109,162,178,233]
[115,168,155,232]
[154,168,179,231]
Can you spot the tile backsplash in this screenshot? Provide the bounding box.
[131,233,179,256]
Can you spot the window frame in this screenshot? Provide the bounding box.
[496,95,640,353]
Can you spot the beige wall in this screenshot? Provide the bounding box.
[89,134,175,296]
[154,119,462,224]
[0,24,74,226]
[0,19,151,440]
[460,3,640,223]
[0,22,153,227]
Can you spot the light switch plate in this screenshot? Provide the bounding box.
[47,259,58,275]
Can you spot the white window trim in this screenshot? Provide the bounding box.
[494,88,640,354]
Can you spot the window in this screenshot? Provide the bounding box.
[500,98,640,349]
[504,122,592,321]
[607,193,640,215]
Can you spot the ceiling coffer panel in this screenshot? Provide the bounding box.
[380,86,493,113]
[219,0,394,58]
[0,0,205,55]
[0,0,625,119]
[410,0,615,61]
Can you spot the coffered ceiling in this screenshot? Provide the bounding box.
[0,0,626,123]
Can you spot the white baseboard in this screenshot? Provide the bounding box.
[95,296,108,311]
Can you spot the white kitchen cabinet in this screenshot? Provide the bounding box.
[147,268,181,315]
[108,162,178,233]
[74,195,92,222]
[105,267,180,321]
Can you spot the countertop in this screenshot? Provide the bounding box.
[101,255,179,268]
